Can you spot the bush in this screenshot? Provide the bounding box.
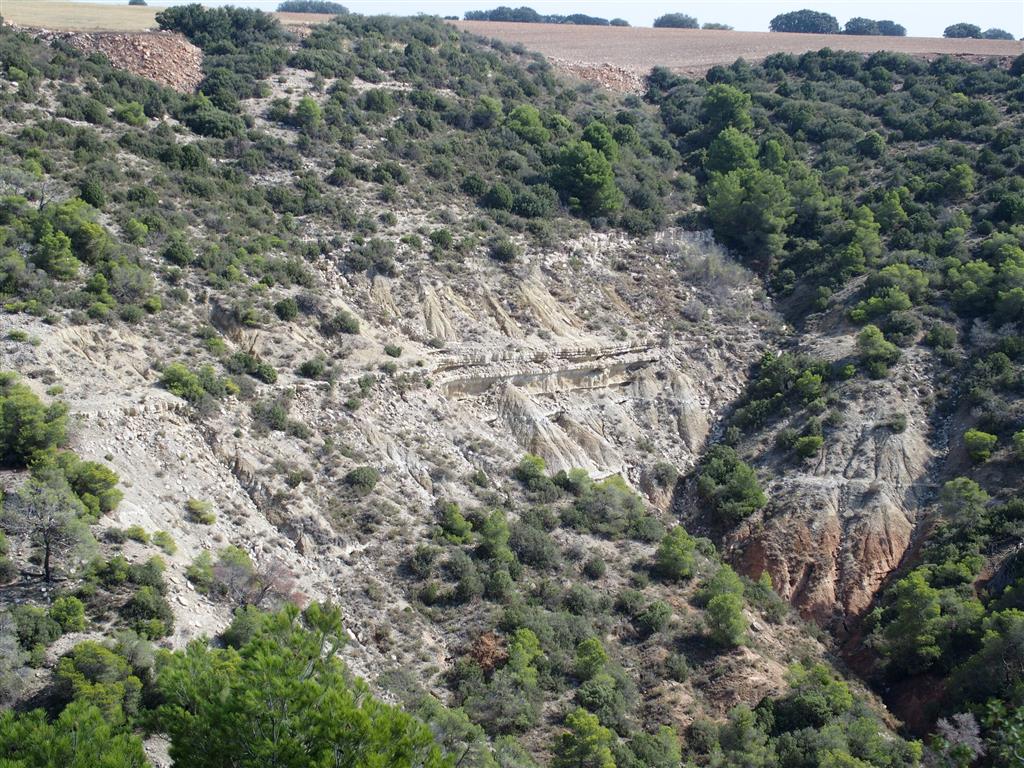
[49,596,86,632]
[0,377,69,468]
[160,363,205,403]
[274,298,299,321]
[856,324,900,377]
[793,435,823,459]
[186,498,216,525]
[321,310,360,336]
[964,429,997,463]
[582,555,606,580]
[122,586,174,638]
[344,466,380,496]
[654,526,697,581]
[696,445,766,525]
[152,531,177,555]
[161,234,194,266]
[635,600,672,636]
[488,236,518,263]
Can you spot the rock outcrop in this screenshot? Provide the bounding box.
[39,30,203,92]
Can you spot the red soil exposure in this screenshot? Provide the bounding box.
[453,21,1023,87]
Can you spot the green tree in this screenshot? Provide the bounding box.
[552,708,615,768]
[963,429,997,463]
[653,13,698,28]
[876,571,943,674]
[696,445,767,525]
[770,10,840,33]
[654,526,697,581]
[0,377,69,468]
[706,167,793,266]
[33,222,80,279]
[943,23,981,38]
[706,592,748,646]
[551,140,623,218]
[574,638,608,680]
[1,473,93,582]
[855,325,900,377]
[156,603,448,767]
[506,104,550,145]
[581,122,619,162]
[0,701,148,767]
[705,127,758,175]
[699,84,753,135]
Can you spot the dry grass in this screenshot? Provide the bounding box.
[0,0,158,31]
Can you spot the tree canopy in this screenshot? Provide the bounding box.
[769,10,840,33]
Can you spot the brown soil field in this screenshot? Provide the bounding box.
[0,3,336,32]
[0,1,158,32]
[454,20,1023,78]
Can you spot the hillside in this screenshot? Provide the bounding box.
[0,5,1022,768]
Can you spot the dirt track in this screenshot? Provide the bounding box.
[454,21,1023,79]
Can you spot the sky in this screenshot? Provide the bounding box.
[77,0,1024,38]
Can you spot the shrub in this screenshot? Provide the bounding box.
[488,236,518,263]
[321,310,360,336]
[635,600,672,636]
[654,526,697,581]
[582,555,606,580]
[160,363,204,403]
[0,377,69,468]
[696,446,766,525]
[186,551,214,592]
[49,596,86,632]
[794,435,823,458]
[856,324,900,377]
[161,234,194,266]
[122,586,173,638]
[274,298,299,321]
[344,466,380,496]
[152,531,177,555]
[1013,431,1024,461]
[437,501,472,543]
[705,592,747,646]
[964,429,997,463]
[186,498,216,525]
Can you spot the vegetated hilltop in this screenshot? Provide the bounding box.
[0,4,1022,767]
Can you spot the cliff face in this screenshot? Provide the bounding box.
[709,320,941,629]
[0,224,776,681]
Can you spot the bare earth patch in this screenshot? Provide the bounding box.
[454,21,1023,86]
[0,1,157,32]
